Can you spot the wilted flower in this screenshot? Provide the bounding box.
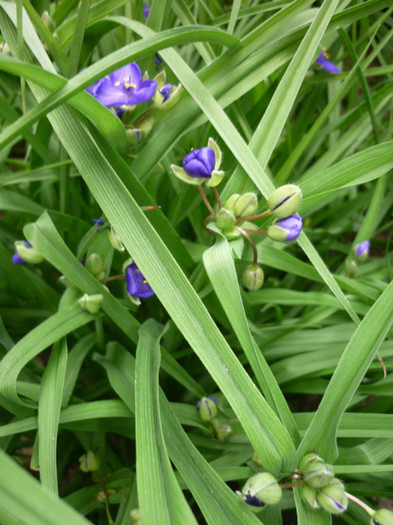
[86,62,157,108]
[315,48,342,74]
[93,218,103,231]
[268,214,303,242]
[170,138,224,187]
[196,396,217,421]
[143,3,149,19]
[126,261,155,299]
[355,240,370,261]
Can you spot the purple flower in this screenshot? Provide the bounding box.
[86,63,157,108]
[268,215,303,242]
[355,240,370,260]
[143,3,150,19]
[315,50,342,74]
[93,218,104,231]
[154,53,162,67]
[183,147,215,178]
[125,262,154,299]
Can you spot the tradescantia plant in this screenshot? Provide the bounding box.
[0,1,393,524]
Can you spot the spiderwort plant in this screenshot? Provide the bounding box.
[86,63,157,109]
[170,138,224,187]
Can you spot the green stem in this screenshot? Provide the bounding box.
[344,492,374,516]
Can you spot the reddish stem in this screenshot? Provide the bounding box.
[198,185,216,216]
[212,187,222,208]
[235,225,258,265]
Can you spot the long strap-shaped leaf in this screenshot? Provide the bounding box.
[0,5,296,474]
[0,448,92,525]
[204,237,300,444]
[95,343,264,525]
[135,320,198,525]
[38,338,68,495]
[298,277,393,461]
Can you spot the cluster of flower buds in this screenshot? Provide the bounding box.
[196,397,231,440]
[299,453,347,514]
[236,472,282,513]
[171,139,224,187]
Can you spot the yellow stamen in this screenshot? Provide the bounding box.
[143,280,147,284]
[114,81,121,86]
[124,82,136,89]
[322,46,330,59]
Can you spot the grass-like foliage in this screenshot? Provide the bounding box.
[0,0,393,524]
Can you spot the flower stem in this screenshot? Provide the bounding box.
[344,492,374,516]
[95,471,114,525]
[134,107,154,128]
[241,229,268,235]
[198,185,216,216]
[100,274,125,283]
[280,481,305,489]
[203,215,217,236]
[236,209,272,223]
[212,187,222,208]
[235,225,258,265]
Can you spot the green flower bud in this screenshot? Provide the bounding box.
[126,118,155,145]
[41,11,55,31]
[130,509,141,525]
[242,264,264,292]
[78,293,104,314]
[216,208,236,230]
[197,397,217,421]
[300,484,320,510]
[15,241,44,264]
[267,184,302,218]
[241,472,282,507]
[233,193,258,218]
[59,275,78,289]
[298,453,325,473]
[210,418,232,440]
[303,462,334,488]
[346,259,358,278]
[108,227,125,252]
[220,226,242,240]
[85,253,104,277]
[371,509,393,525]
[224,194,241,212]
[79,451,100,472]
[0,41,11,55]
[316,478,348,514]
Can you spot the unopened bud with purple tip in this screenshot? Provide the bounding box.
[153,70,182,110]
[268,214,302,242]
[371,508,393,525]
[242,264,264,291]
[14,240,43,264]
[316,478,347,514]
[240,472,282,510]
[355,240,370,262]
[300,484,320,510]
[197,396,217,421]
[268,184,302,218]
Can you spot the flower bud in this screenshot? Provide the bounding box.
[41,11,55,31]
[242,264,264,292]
[183,147,215,179]
[126,118,154,145]
[303,462,334,488]
[153,71,183,110]
[15,240,44,264]
[210,418,232,440]
[233,193,258,218]
[216,208,236,230]
[0,41,11,55]
[85,253,104,277]
[316,478,348,514]
[298,452,325,473]
[268,184,302,218]
[108,227,125,252]
[224,194,241,212]
[196,396,217,421]
[371,509,393,525]
[241,472,282,507]
[79,451,100,472]
[355,240,370,262]
[346,259,358,278]
[130,508,141,525]
[268,215,302,242]
[300,484,320,510]
[78,293,104,314]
